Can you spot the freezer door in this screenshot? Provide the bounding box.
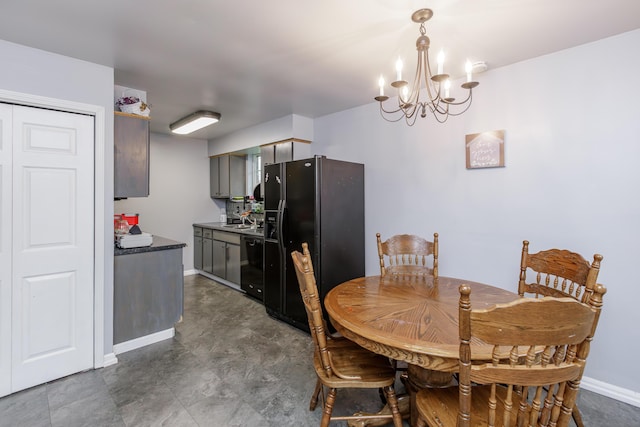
[263,163,282,211]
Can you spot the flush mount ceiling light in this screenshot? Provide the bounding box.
[170,110,221,135]
[375,8,482,126]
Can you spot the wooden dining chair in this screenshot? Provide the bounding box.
[519,240,603,304]
[415,283,606,427]
[376,232,439,278]
[291,243,404,427]
[518,240,604,427]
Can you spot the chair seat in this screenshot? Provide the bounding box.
[417,384,536,427]
[313,338,397,389]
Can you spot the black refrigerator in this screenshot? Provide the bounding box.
[263,155,365,332]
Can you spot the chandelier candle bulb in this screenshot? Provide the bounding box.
[465,60,473,83]
[395,58,403,81]
[378,76,385,96]
[444,79,451,99]
[437,50,445,75]
[402,86,409,101]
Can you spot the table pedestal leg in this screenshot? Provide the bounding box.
[405,364,455,426]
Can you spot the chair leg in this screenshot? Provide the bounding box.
[321,388,337,427]
[310,378,322,411]
[572,403,585,427]
[382,385,404,427]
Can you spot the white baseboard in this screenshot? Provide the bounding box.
[102,352,118,367]
[183,269,199,276]
[581,376,640,408]
[112,328,175,355]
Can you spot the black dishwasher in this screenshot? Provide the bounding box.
[241,235,264,302]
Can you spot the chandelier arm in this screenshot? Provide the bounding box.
[405,111,419,126]
[379,101,407,115]
[404,104,418,120]
[430,106,450,123]
[425,99,455,123]
[421,50,440,104]
[379,97,420,121]
[398,99,419,119]
[430,99,449,116]
[443,90,473,107]
[378,105,407,122]
[444,98,474,117]
[410,51,424,106]
[379,101,421,122]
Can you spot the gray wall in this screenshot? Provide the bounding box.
[0,39,115,357]
[311,30,640,397]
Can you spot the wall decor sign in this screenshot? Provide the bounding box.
[465,129,505,169]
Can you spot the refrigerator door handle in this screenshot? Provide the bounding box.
[277,199,286,258]
[275,199,283,242]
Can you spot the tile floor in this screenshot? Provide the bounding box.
[1,274,639,426]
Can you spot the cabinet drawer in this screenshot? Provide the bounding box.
[203,228,213,239]
[194,227,203,237]
[212,231,241,245]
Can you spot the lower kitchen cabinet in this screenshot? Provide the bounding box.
[194,227,203,270]
[202,228,213,273]
[213,231,241,285]
[226,240,241,284]
[212,239,226,278]
[114,237,186,347]
[193,226,241,286]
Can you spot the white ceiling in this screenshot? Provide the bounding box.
[1,0,639,140]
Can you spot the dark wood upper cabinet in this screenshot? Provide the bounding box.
[114,112,150,198]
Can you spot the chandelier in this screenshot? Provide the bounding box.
[374,8,480,125]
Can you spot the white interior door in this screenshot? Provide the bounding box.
[10,105,94,392]
[0,104,12,396]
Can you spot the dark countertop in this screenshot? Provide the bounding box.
[114,235,187,256]
[193,222,265,238]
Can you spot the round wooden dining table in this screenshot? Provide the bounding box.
[324,274,519,426]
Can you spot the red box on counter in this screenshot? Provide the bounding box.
[121,213,139,226]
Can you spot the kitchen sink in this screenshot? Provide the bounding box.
[223,224,251,229]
